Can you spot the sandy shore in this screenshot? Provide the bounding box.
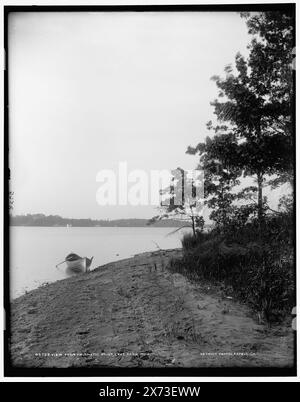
[10,248,294,368]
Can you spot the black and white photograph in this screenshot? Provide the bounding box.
[3,3,296,377]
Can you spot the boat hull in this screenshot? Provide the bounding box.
[66,257,88,273]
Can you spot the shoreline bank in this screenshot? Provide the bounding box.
[10,248,294,369]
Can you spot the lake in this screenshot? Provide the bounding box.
[9,226,186,299]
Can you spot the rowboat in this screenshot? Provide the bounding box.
[56,253,93,273]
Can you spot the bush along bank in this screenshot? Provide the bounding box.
[168,214,295,324]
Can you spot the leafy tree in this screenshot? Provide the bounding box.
[187,131,241,231]
[242,11,294,187]
[148,167,205,236]
[190,11,294,229]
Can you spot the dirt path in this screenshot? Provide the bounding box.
[10,249,294,368]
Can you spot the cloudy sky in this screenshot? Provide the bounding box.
[9,11,251,219]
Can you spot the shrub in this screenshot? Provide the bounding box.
[170,217,294,323]
[181,231,213,251]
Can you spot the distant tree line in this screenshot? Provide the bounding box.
[10,213,186,228]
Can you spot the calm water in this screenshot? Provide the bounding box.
[10,226,185,299]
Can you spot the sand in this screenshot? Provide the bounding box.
[10,248,294,368]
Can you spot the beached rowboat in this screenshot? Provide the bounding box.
[56,253,93,273]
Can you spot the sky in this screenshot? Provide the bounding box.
[9,11,251,219]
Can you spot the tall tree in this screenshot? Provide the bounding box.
[242,11,294,187]
[187,130,241,231]
[202,11,294,228]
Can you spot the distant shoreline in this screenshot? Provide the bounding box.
[10,224,188,228]
[10,214,191,228]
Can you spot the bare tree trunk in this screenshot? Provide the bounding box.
[190,207,196,237]
[257,172,264,229]
[255,121,264,231]
[191,216,196,237]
